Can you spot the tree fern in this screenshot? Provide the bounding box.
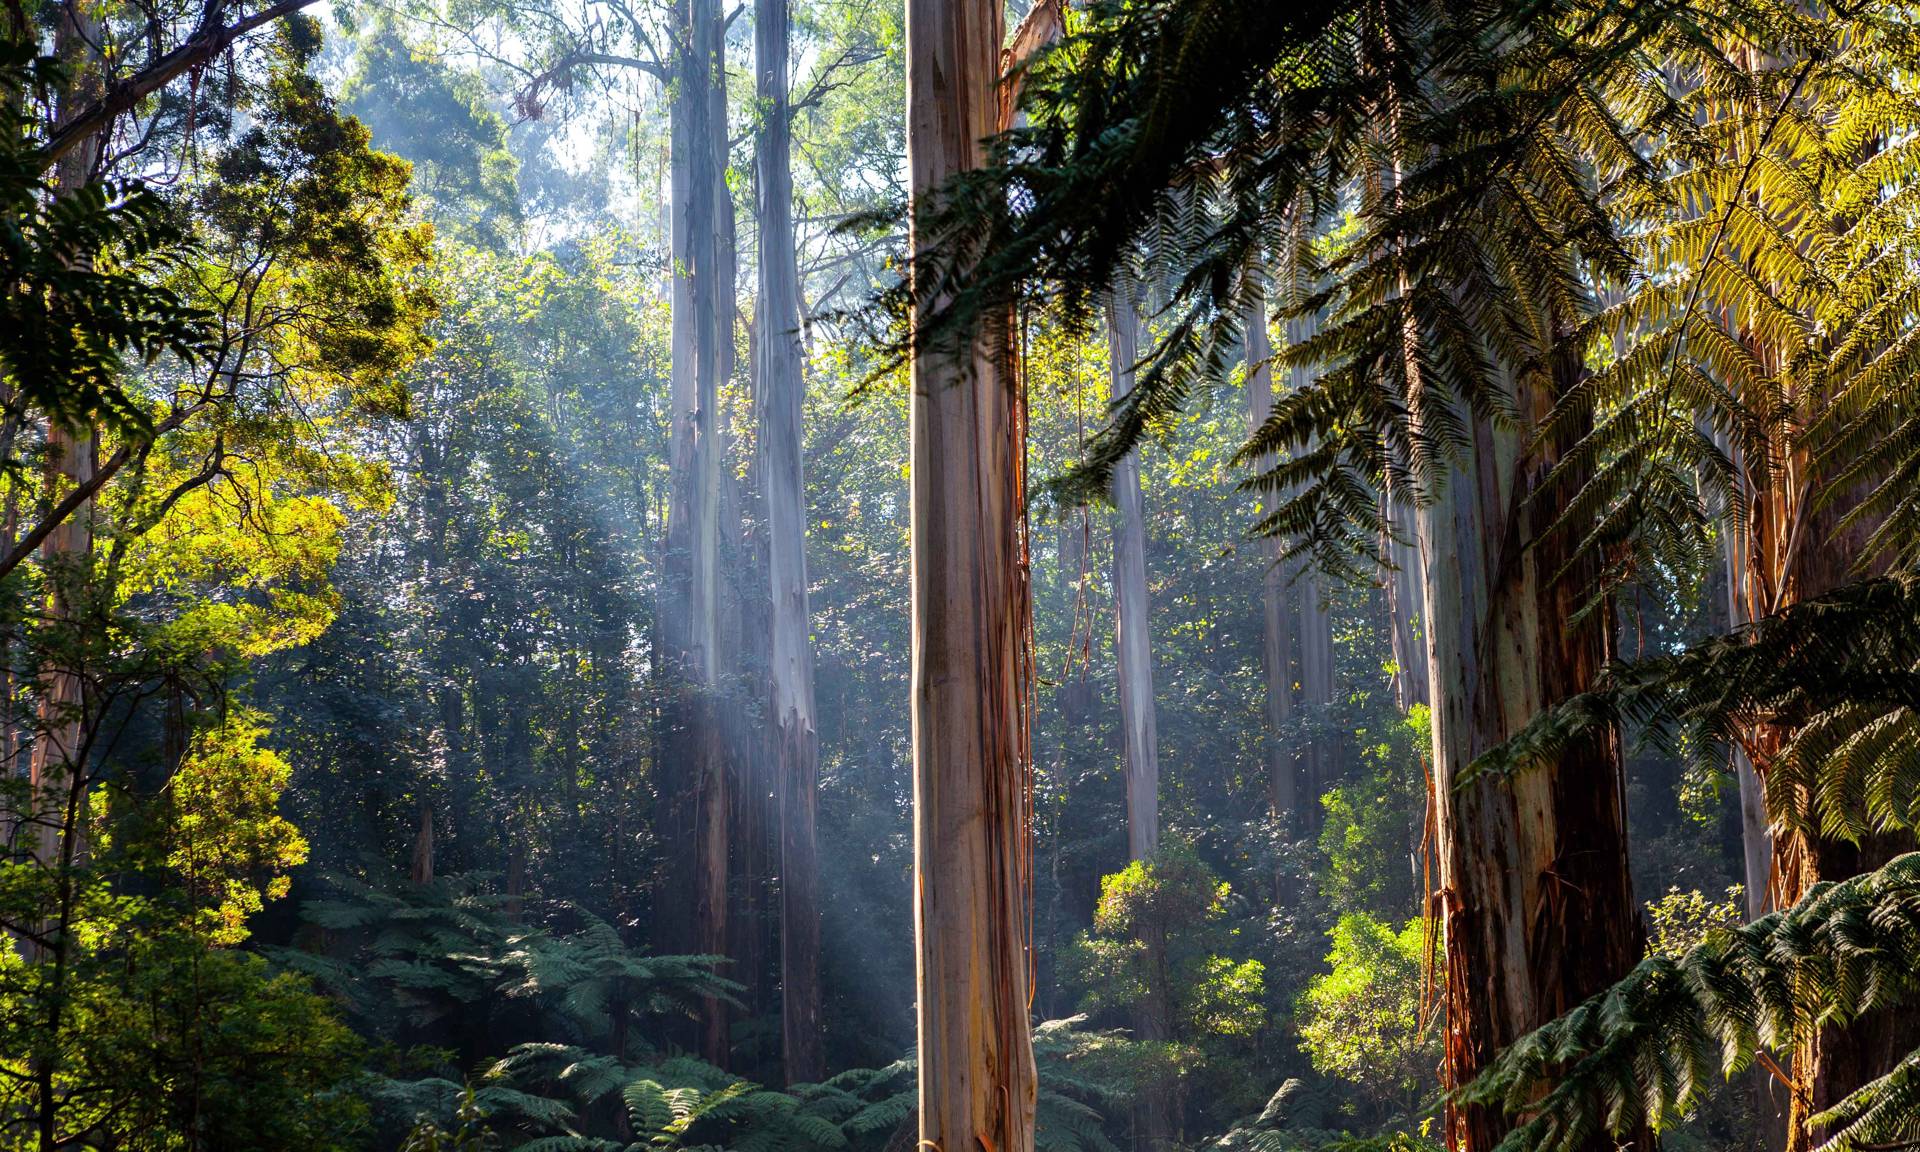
[1460,852,1920,1152]
[1464,574,1920,846]
[272,874,736,1047]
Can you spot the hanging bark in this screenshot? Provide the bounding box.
[907,0,1037,1146]
[1418,353,1641,1152]
[1243,291,1299,831]
[754,0,824,1084]
[1106,283,1158,865]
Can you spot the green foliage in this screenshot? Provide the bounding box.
[0,871,365,1150]
[404,1087,504,1151]
[0,39,214,438]
[1466,575,1920,846]
[196,44,437,422]
[1296,916,1435,1115]
[277,875,737,1052]
[1071,842,1266,1041]
[1317,707,1426,917]
[1462,852,1920,1152]
[415,1020,1138,1152]
[1645,887,1744,961]
[1207,1080,1444,1152]
[342,21,522,250]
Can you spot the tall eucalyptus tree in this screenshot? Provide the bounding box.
[754,0,824,1086]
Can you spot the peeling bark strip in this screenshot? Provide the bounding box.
[1417,353,1640,1152]
[907,0,1037,1147]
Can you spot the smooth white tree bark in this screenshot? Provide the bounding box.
[1107,283,1159,863]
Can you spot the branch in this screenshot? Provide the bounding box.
[0,403,204,585]
[568,50,668,80]
[40,0,322,168]
[0,443,132,583]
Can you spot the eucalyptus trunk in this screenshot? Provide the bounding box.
[1417,355,1640,1152]
[1107,283,1158,864]
[1384,505,1427,713]
[1108,282,1171,1152]
[28,4,103,879]
[754,0,824,1086]
[1744,477,1916,1149]
[1244,292,1298,829]
[1286,312,1335,824]
[660,0,733,1066]
[907,0,1037,1146]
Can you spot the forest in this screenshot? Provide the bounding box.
[4,0,1920,1150]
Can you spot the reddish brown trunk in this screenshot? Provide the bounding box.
[907,0,1038,1146]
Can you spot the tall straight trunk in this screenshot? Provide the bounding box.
[1244,292,1299,830]
[1109,282,1171,1152]
[754,0,824,1086]
[28,5,102,877]
[1107,283,1158,864]
[1286,312,1336,823]
[1418,354,1640,1152]
[907,0,1037,1147]
[1718,511,1769,922]
[660,0,733,1066]
[26,15,102,1146]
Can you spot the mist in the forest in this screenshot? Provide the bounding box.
[3,3,1907,1152]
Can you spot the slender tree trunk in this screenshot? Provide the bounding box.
[29,0,102,882]
[411,801,435,885]
[1108,282,1170,1152]
[1718,512,1769,923]
[1107,283,1158,865]
[27,15,103,1145]
[1244,292,1299,831]
[754,0,824,1084]
[907,0,1037,1146]
[1286,312,1336,826]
